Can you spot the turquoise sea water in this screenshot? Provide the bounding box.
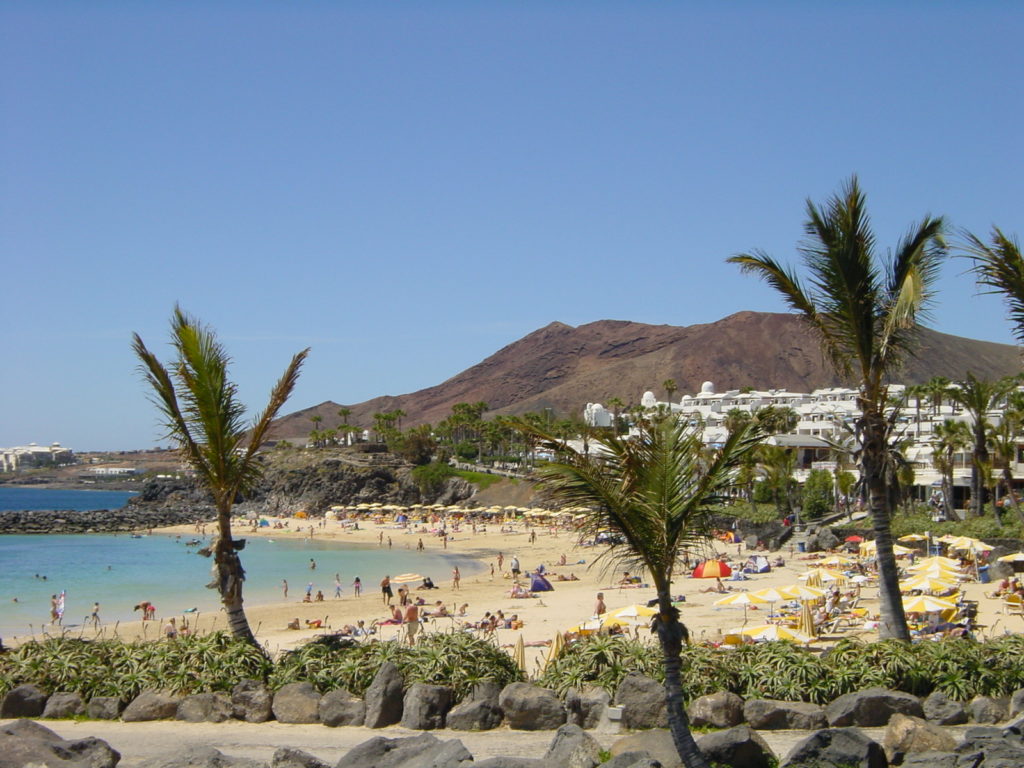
[0,489,479,642]
[0,486,137,511]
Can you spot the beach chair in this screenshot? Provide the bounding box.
[1001,594,1024,615]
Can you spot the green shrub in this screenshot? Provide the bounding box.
[802,469,834,520]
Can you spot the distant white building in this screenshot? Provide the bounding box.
[584,380,1019,493]
[1,443,75,472]
[87,467,142,477]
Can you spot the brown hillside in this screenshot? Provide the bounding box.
[269,311,1021,440]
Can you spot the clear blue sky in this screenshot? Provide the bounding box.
[2,2,1022,451]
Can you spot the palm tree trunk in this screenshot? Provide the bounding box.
[215,502,258,646]
[655,589,708,768]
[971,428,988,518]
[1002,468,1024,525]
[861,414,911,642]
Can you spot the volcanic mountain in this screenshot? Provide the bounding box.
[270,311,1021,439]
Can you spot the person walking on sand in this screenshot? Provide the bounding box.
[452,566,461,591]
[497,552,504,571]
[90,602,101,628]
[282,579,289,599]
[404,602,420,646]
[353,576,362,597]
[594,592,607,617]
[381,575,393,605]
[334,574,342,598]
[510,556,520,578]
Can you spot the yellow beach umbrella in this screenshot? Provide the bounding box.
[713,592,769,624]
[819,555,857,567]
[800,568,847,587]
[602,604,659,628]
[898,533,929,542]
[899,576,957,594]
[902,594,958,613]
[912,555,960,569]
[735,624,815,644]
[859,540,914,556]
[908,566,962,582]
[997,552,1024,563]
[781,584,826,601]
[566,617,604,635]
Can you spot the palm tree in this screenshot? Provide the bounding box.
[989,404,1024,525]
[606,397,625,434]
[945,374,1020,517]
[963,227,1024,344]
[516,415,761,768]
[924,376,952,417]
[663,378,678,406]
[932,419,971,521]
[728,175,947,641]
[132,307,308,645]
[338,407,352,425]
[904,383,928,437]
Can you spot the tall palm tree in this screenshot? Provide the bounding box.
[932,419,971,521]
[606,397,625,434]
[945,373,1020,517]
[728,175,947,641]
[924,376,952,417]
[963,227,1024,344]
[516,415,761,768]
[989,394,1024,525]
[133,307,308,645]
[663,378,678,406]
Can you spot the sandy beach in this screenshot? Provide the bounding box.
[32,515,1021,673]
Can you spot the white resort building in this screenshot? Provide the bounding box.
[584,381,1024,500]
[0,443,75,473]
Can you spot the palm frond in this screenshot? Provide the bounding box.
[962,226,1024,346]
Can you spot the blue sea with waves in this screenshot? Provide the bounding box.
[0,488,478,642]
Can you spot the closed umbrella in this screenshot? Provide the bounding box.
[542,632,566,671]
[512,634,526,673]
[798,600,817,637]
[898,533,929,542]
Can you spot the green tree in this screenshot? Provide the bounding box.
[132,307,308,646]
[946,373,1020,518]
[753,405,799,435]
[606,397,626,434]
[932,419,970,521]
[663,378,678,405]
[802,468,834,519]
[924,376,952,417]
[729,175,947,641]
[989,392,1024,525]
[517,415,761,768]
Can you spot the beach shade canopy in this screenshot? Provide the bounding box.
[750,587,792,604]
[713,592,768,607]
[947,536,994,552]
[912,555,961,569]
[902,594,958,613]
[735,624,815,644]
[898,533,929,542]
[391,573,424,584]
[566,617,604,635]
[899,576,957,594]
[907,566,963,582]
[782,584,827,601]
[997,552,1024,563]
[819,555,858,567]
[602,604,659,628]
[693,560,732,579]
[799,568,847,587]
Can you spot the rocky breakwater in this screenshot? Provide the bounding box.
[0,507,198,534]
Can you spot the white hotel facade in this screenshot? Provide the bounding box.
[584,381,1024,499]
